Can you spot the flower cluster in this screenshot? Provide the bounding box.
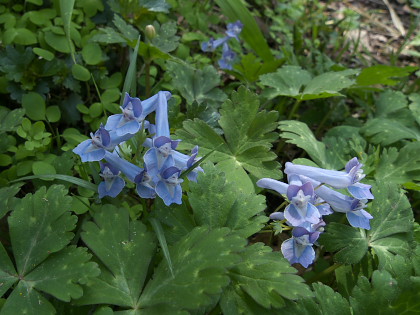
[257,158,374,268]
[201,20,243,70]
[73,91,203,206]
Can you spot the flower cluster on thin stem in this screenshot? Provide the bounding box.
[257,158,374,268]
[73,91,203,206]
[201,20,243,70]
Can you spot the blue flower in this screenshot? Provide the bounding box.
[218,43,237,70]
[225,20,244,41]
[284,181,321,226]
[73,124,133,162]
[103,151,143,182]
[134,168,156,199]
[105,92,171,137]
[155,157,184,206]
[281,220,325,268]
[172,146,204,182]
[301,175,373,229]
[256,178,288,195]
[98,162,125,198]
[284,157,367,190]
[201,37,229,52]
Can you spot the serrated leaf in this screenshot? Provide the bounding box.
[362,118,420,145]
[152,21,180,53]
[356,65,418,86]
[260,67,357,100]
[188,163,268,238]
[166,61,227,105]
[320,182,414,267]
[0,107,25,133]
[0,185,20,219]
[375,142,420,184]
[78,205,156,308]
[141,0,170,13]
[350,270,398,315]
[0,185,99,315]
[8,185,76,275]
[112,14,139,41]
[176,87,281,193]
[138,227,246,312]
[221,243,312,312]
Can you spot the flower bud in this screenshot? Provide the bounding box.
[145,25,156,40]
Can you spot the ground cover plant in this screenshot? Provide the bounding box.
[0,0,419,314]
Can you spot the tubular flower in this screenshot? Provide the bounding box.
[98,162,125,198]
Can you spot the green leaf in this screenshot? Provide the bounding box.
[82,43,102,65]
[166,61,227,105]
[221,243,312,312]
[149,218,174,277]
[60,0,75,62]
[188,163,268,238]
[78,205,156,308]
[356,65,418,86]
[0,107,25,133]
[72,64,91,82]
[0,185,20,219]
[33,47,54,61]
[121,36,140,103]
[141,0,170,13]
[320,182,414,267]
[176,87,281,193]
[350,270,399,315]
[32,161,56,175]
[44,31,72,53]
[22,92,46,121]
[151,21,180,53]
[138,227,246,312]
[3,28,37,45]
[215,0,274,62]
[113,14,139,42]
[234,53,284,83]
[362,118,420,145]
[46,105,61,122]
[260,66,358,100]
[375,142,420,184]
[0,186,99,314]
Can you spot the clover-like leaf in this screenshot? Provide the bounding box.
[166,61,227,105]
[220,243,312,313]
[320,181,414,267]
[0,107,25,134]
[260,66,357,100]
[188,163,268,238]
[176,87,281,192]
[152,21,180,53]
[0,185,99,314]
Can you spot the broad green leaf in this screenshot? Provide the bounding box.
[350,270,398,315]
[141,0,170,13]
[33,48,55,61]
[1,185,99,314]
[409,93,420,125]
[151,21,180,53]
[215,0,274,62]
[362,118,420,145]
[113,14,139,42]
[0,107,25,133]
[188,163,268,238]
[390,278,420,314]
[44,31,72,53]
[176,87,281,192]
[283,282,351,315]
[3,28,37,45]
[234,53,284,83]
[32,161,56,175]
[166,61,227,105]
[46,105,61,122]
[356,65,418,86]
[79,205,156,308]
[138,227,246,312]
[0,185,20,219]
[82,43,102,65]
[319,223,369,264]
[260,67,358,100]
[374,90,407,117]
[375,142,420,184]
[22,92,46,121]
[221,243,312,312]
[72,64,91,82]
[8,185,76,275]
[320,182,414,267]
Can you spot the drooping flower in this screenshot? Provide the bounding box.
[284,158,368,190]
[73,124,133,162]
[155,157,184,206]
[98,162,125,198]
[301,175,373,230]
[218,43,237,70]
[225,20,244,41]
[172,146,204,182]
[134,167,156,199]
[201,37,229,52]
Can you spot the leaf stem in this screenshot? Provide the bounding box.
[288,99,302,119]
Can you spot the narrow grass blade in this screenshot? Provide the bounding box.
[215,0,274,62]
[180,144,221,180]
[149,217,174,278]
[10,174,97,191]
[60,0,76,63]
[121,35,141,105]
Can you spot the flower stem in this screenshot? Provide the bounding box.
[306,263,343,284]
[288,99,302,120]
[145,61,151,98]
